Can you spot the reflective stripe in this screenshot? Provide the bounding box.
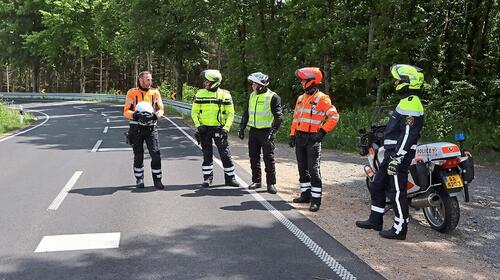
[395,107,424,117]
[384,139,397,145]
[325,107,337,115]
[392,175,404,234]
[311,192,321,198]
[225,172,234,176]
[224,166,235,172]
[152,169,161,173]
[202,165,213,170]
[134,173,143,177]
[249,121,274,126]
[311,187,322,193]
[202,170,213,175]
[134,167,144,172]
[292,118,322,125]
[301,187,311,191]
[248,111,273,117]
[129,120,139,124]
[371,205,385,213]
[300,182,311,187]
[411,145,417,149]
[397,125,410,155]
[295,108,326,116]
[154,174,162,179]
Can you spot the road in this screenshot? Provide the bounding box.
[0,101,384,280]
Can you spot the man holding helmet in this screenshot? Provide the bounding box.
[356,64,425,240]
[191,69,240,188]
[290,67,340,212]
[123,71,165,189]
[238,72,283,194]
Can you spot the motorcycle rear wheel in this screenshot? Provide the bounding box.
[422,193,460,233]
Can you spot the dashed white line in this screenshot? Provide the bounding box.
[47,171,83,210]
[35,232,120,253]
[101,113,108,117]
[164,116,357,280]
[98,147,132,152]
[91,140,102,152]
[106,118,110,123]
[103,126,109,133]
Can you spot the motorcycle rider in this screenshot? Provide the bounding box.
[238,72,283,194]
[290,67,340,212]
[356,64,425,240]
[123,71,165,189]
[191,69,240,188]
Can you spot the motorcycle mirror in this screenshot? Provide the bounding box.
[358,128,366,134]
[454,131,466,142]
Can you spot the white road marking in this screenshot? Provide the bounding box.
[98,147,132,152]
[89,109,97,113]
[91,140,102,152]
[106,118,110,123]
[103,126,109,133]
[47,171,83,210]
[165,116,357,280]
[109,126,129,129]
[102,111,121,114]
[0,110,49,143]
[93,108,104,110]
[35,232,120,253]
[101,113,108,117]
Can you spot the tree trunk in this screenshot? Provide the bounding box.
[366,6,377,92]
[32,58,40,93]
[237,22,248,92]
[80,52,86,93]
[174,56,184,101]
[376,64,385,108]
[99,52,103,93]
[134,56,139,87]
[323,54,331,95]
[5,64,9,93]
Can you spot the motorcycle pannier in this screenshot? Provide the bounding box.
[460,157,475,184]
[410,160,430,189]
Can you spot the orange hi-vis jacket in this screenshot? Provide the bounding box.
[290,90,339,136]
[123,87,164,123]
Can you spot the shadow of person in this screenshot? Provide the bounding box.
[181,185,247,198]
[220,200,294,212]
[69,185,156,196]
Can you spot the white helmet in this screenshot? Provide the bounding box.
[247,72,269,87]
[136,101,154,113]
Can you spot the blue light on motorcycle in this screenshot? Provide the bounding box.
[455,131,466,142]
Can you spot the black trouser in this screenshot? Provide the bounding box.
[129,124,162,181]
[368,149,413,234]
[200,126,235,181]
[248,127,276,185]
[295,131,322,201]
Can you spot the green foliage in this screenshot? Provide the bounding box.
[0,102,35,133]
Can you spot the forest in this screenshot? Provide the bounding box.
[1,0,499,154]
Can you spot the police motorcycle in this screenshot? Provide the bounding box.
[358,110,475,233]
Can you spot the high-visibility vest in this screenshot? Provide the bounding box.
[123,88,164,123]
[248,89,276,129]
[191,88,235,131]
[290,90,339,136]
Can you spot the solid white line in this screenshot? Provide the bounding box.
[103,126,108,133]
[98,147,132,152]
[91,140,102,152]
[109,126,129,129]
[35,232,120,252]
[164,116,357,280]
[47,171,83,210]
[89,109,97,113]
[0,110,50,143]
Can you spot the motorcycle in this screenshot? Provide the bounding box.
[358,120,475,233]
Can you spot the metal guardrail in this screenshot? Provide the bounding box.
[0,92,242,124]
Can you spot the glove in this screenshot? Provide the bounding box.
[289,135,296,148]
[152,112,158,121]
[139,111,154,123]
[268,129,276,142]
[197,125,208,134]
[194,131,201,145]
[313,128,327,143]
[387,155,403,176]
[132,111,140,121]
[238,127,245,140]
[220,128,228,139]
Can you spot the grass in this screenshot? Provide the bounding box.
[0,102,36,134]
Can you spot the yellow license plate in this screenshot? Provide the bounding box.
[445,175,463,189]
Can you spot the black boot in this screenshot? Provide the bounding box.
[201,177,213,188]
[379,226,407,240]
[267,184,277,194]
[292,191,311,203]
[248,182,262,190]
[355,220,382,231]
[136,178,144,188]
[225,177,241,187]
[153,179,164,190]
[309,198,321,212]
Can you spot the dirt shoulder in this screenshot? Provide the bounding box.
[228,135,500,280]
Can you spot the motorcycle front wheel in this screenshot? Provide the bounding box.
[422,192,460,233]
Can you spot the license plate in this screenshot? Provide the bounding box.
[445,175,463,189]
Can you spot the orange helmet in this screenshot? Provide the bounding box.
[295,67,322,89]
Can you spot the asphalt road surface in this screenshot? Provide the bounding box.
[0,101,384,280]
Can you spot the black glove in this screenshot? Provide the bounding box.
[220,128,228,139]
[132,111,140,121]
[268,129,276,142]
[289,135,296,148]
[197,125,208,134]
[194,131,201,145]
[238,127,245,140]
[152,113,158,121]
[313,128,327,143]
[139,111,154,123]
